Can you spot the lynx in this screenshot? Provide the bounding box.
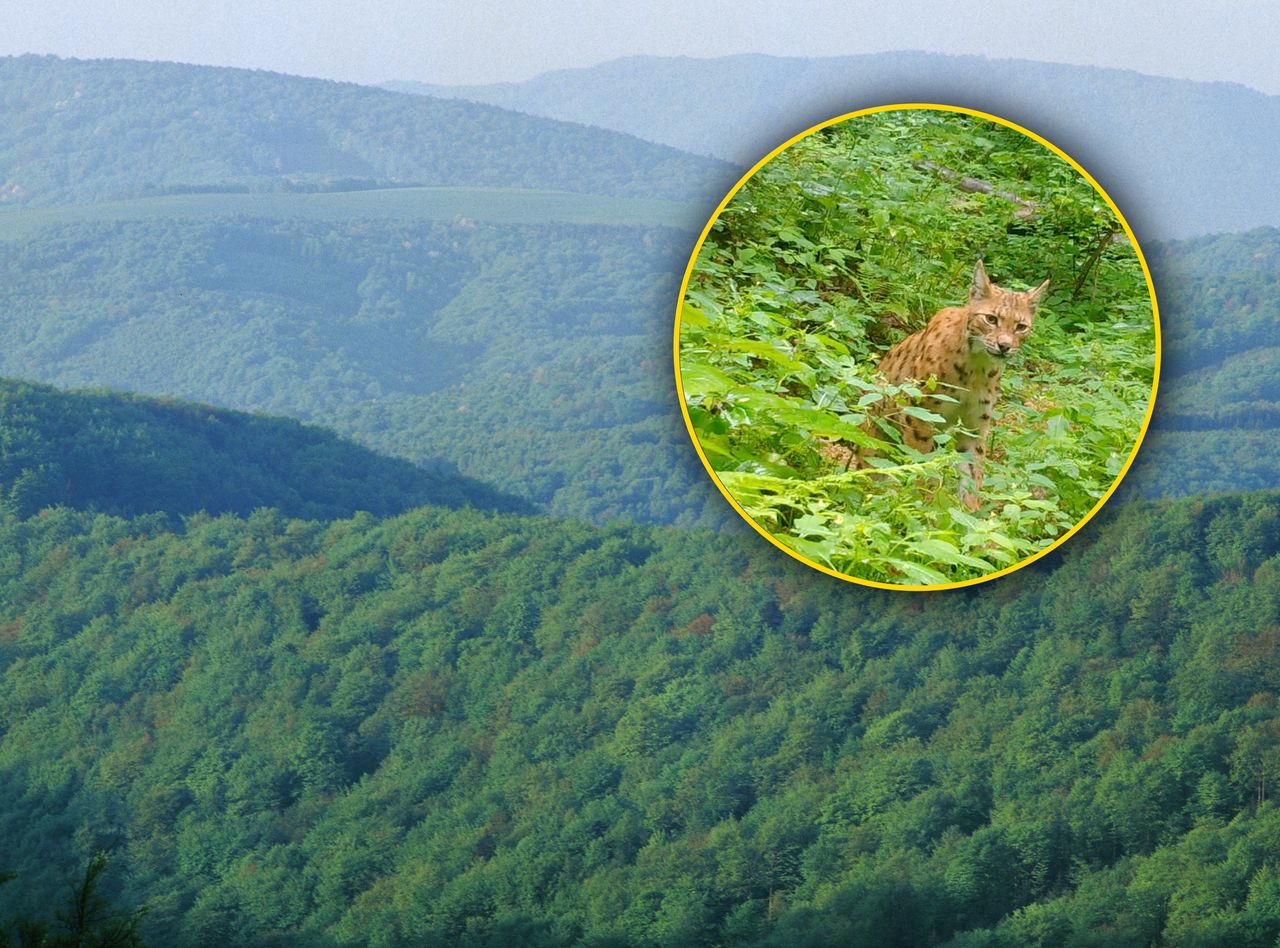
[874,259,1049,511]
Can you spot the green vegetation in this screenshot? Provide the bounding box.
[679,109,1155,584]
[0,378,528,520]
[1,853,147,947]
[3,472,1280,944]
[0,55,735,207]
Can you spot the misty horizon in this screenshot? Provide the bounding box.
[5,0,1280,94]
[5,46,1280,102]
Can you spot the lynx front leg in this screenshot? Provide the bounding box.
[952,406,993,511]
[952,434,985,512]
[949,379,998,510]
[892,414,945,506]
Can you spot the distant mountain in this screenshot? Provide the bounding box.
[4,56,1279,530]
[1127,227,1280,496]
[390,52,1280,239]
[0,378,529,519]
[0,55,736,206]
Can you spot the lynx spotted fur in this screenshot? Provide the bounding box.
[875,259,1049,511]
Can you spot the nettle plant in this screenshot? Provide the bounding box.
[678,109,1155,586]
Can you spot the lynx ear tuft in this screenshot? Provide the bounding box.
[1027,278,1050,310]
[970,259,993,301]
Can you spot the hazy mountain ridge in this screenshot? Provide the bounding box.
[1122,227,1280,497]
[4,55,1278,518]
[390,51,1280,239]
[0,54,737,207]
[2,206,1277,519]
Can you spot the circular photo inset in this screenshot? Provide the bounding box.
[675,104,1159,590]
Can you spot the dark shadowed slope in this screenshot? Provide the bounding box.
[0,378,530,519]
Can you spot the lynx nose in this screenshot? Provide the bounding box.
[997,340,1012,355]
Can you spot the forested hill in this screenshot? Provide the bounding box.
[391,51,1280,239]
[3,484,1280,944]
[0,55,736,207]
[5,216,1280,522]
[1130,227,1280,497]
[3,56,1280,527]
[0,378,530,520]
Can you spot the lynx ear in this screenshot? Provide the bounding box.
[1027,278,1050,310]
[970,259,992,301]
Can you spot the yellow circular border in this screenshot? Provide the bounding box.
[673,102,1161,592]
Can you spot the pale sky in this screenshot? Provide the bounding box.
[5,0,1280,93]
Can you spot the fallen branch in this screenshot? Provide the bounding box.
[912,160,1037,219]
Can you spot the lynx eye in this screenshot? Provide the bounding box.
[983,313,998,325]
[1015,322,1029,333]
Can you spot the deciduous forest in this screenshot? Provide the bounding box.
[3,437,1280,944]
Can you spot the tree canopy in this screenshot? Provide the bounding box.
[3,484,1280,945]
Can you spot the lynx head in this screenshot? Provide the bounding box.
[966,259,1050,360]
